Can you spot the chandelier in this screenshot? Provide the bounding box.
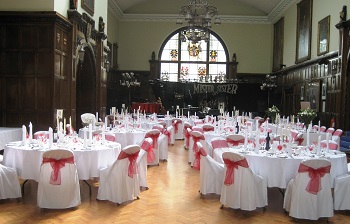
[176,0,221,43]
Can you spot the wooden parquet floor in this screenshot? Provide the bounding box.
[1,140,350,224]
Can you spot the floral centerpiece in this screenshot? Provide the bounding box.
[266,105,279,122]
[298,107,316,125]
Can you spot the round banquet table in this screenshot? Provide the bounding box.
[212,146,348,188]
[3,139,121,181]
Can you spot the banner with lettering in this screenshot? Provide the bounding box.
[193,83,238,95]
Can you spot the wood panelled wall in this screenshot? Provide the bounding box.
[274,19,350,131]
[0,11,108,132]
[0,12,72,131]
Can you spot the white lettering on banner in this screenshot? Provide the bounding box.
[193,83,238,95]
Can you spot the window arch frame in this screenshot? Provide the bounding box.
[158,27,230,82]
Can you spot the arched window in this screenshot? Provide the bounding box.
[159,28,229,82]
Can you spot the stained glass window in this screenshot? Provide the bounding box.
[159,28,228,82]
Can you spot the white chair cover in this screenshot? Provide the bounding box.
[334,174,350,210]
[326,128,335,135]
[283,159,333,220]
[37,149,81,209]
[0,164,21,200]
[137,138,153,189]
[195,142,224,195]
[34,131,50,140]
[332,129,343,143]
[220,152,267,211]
[144,129,160,165]
[202,124,215,132]
[97,145,140,204]
[172,118,184,140]
[320,126,327,132]
[183,126,192,149]
[320,140,338,150]
[189,131,206,166]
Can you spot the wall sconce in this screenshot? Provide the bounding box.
[78,45,85,63]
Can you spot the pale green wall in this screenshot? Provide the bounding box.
[281,0,350,67]
[115,20,272,73]
[0,0,107,31]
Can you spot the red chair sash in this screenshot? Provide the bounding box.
[226,138,244,146]
[203,126,214,132]
[42,156,74,185]
[193,146,208,170]
[141,140,156,163]
[192,135,205,154]
[172,120,182,134]
[163,129,171,145]
[145,132,160,149]
[105,134,116,142]
[117,151,140,178]
[184,129,191,148]
[298,163,331,195]
[211,140,229,157]
[223,158,249,186]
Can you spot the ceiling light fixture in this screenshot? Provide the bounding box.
[176,0,221,43]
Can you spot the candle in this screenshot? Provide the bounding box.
[83,127,87,147]
[105,116,108,129]
[22,125,26,145]
[188,111,190,119]
[102,125,105,144]
[29,122,33,141]
[57,117,59,133]
[96,112,98,121]
[318,120,321,134]
[63,118,66,135]
[306,128,310,146]
[89,123,93,143]
[317,135,321,155]
[49,127,53,149]
[69,116,72,132]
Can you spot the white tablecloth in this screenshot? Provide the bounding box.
[0,127,22,150]
[212,147,347,188]
[3,139,121,181]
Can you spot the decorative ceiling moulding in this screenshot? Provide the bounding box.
[108,0,295,24]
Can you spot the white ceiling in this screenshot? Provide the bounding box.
[109,0,297,24]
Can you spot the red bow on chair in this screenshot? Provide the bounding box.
[226,138,244,146]
[141,139,156,163]
[193,146,208,170]
[223,158,249,186]
[42,156,75,185]
[192,135,205,154]
[184,129,191,148]
[163,129,171,145]
[203,126,214,132]
[145,132,160,149]
[172,120,182,134]
[298,163,331,195]
[118,151,140,178]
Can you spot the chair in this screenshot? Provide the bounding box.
[291,130,304,146]
[326,127,335,135]
[332,129,343,142]
[312,125,319,131]
[192,126,204,133]
[93,131,116,142]
[0,164,22,200]
[189,131,206,166]
[194,142,224,195]
[144,129,161,165]
[202,124,215,132]
[34,131,49,140]
[172,118,183,140]
[183,126,192,150]
[194,119,204,126]
[211,137,229,157]
[137,138,153,189]
[320,140,338,150]
[220,152,267,211]
[226,134,245,147]
[37,149,81,209]
[334,174,350,210]
[319,126,327,132]
[97,145,140,204]
[283,159,333,220]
